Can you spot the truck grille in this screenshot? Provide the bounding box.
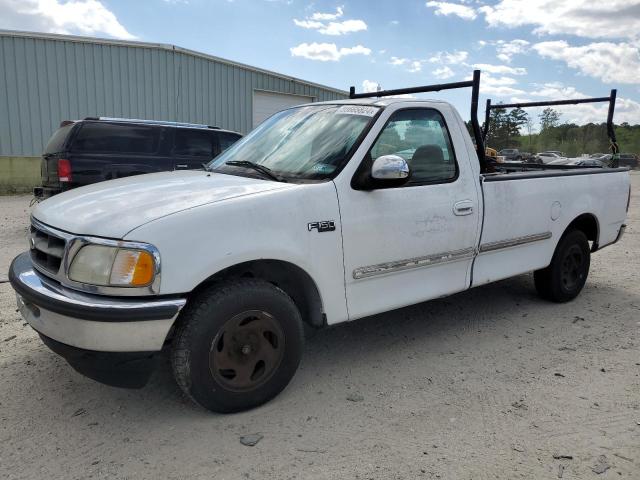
[29,223,66,274]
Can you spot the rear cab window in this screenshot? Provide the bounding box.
[72,122,161,154]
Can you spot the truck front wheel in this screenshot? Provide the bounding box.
[171,279,304,413]
[534,230,590,302]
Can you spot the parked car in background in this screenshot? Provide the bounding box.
[498,148,522,161]
[590,153,612,162]
[618,153,638,168]
[35,118,243,198]
[536,151,566,164]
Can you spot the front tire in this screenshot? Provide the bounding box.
[171,279,304,413]
[534,230,590,302]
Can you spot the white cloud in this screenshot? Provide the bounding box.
[310,6,343,21]
[426,1,477,20]
[293,7,366,36]
[362,79,380,93]
[0,0,135,39]
[472,63,526,76]
[390,56,408,66]
[407,60,423,73]
[293,19,324,29]
[479,0,640,40]
[389,56,426,73]
[429,50,468,65]
[533,40,640,84]
[433,66,454,79]
[290,42,371,61]
[319,19,367,35]
[479,72,525,97]
[495,39,529,63]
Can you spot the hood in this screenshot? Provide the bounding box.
[33,170,290,238]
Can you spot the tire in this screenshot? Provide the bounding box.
[534,230,590,303]
[171,279,304,413]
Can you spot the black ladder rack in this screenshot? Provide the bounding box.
[482,91,619,155]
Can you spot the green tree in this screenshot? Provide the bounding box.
[539,108,561,131]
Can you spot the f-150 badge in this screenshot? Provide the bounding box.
[308,221,336,233]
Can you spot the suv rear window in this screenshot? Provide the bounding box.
[44,124,74,154]
[73,123,161,154]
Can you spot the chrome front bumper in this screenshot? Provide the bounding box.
[9,252,186,353]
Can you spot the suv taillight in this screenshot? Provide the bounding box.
[58,159,72,182]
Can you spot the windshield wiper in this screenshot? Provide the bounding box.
[225,160,286,182]
[202,162,211,172]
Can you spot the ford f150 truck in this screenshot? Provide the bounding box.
[9,71,630,413]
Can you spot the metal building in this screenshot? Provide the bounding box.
[0,29,347,158]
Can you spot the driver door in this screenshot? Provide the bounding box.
[337,106,481,320]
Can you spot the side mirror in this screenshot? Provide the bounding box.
[371,155,410,181]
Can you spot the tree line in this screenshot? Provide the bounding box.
[466,107,639,156]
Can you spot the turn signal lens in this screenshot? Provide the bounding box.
[68,244,157,289]
[110,249,155,286]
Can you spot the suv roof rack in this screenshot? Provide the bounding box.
[83,117,222,130]
[349,70,487,172]
[482,91,619,157]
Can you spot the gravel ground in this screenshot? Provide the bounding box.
[1,174,639,479]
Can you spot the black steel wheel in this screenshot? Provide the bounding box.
[209,310,285,393]
[171,279,304,413]
[534,229,590,303]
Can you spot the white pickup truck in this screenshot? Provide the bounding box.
[10,72,630,413]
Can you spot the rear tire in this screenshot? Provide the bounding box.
[171,279,304,413]
[534,230,590,302]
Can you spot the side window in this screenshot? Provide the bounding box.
[370,109,457,185]
[173,129,214,156]
[218,132,242,152]
[73,123,160,154]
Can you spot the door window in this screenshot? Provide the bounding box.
[173,129,214,157]
[370,109,457,185]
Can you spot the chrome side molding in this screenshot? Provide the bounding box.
[479,231,552,253]
[352,231,553,280]
[353,247,476,280]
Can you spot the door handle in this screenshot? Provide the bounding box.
[175,164,189,169]
[453,200,474,216]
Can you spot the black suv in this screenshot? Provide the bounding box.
[36,117,242,198]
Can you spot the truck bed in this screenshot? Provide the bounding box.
[484,164,629,182]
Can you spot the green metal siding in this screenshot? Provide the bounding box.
[0,31,347,157]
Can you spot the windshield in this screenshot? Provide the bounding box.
[208,104,379,181]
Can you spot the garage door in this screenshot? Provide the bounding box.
[252,91,313,128]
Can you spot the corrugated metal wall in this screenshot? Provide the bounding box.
[0,32,347,156]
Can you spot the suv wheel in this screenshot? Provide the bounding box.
[171,279,304,413]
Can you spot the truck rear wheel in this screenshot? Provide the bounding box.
[171,279,304,413]
[534,229,590,302]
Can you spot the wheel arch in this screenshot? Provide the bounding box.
[564,213,600,251]
[191,259,326,328]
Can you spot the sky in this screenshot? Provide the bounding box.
[1,0,639,128]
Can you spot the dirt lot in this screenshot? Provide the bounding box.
[1,174,639,479]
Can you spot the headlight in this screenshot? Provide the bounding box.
[68,243,157,288]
